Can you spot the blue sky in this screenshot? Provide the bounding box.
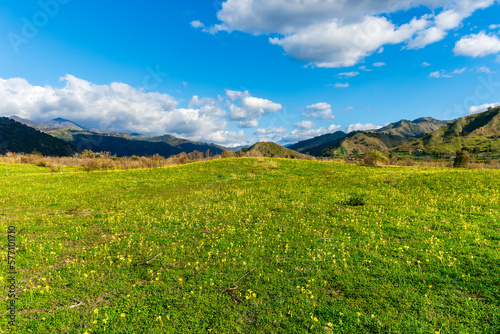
[1,0,500,147]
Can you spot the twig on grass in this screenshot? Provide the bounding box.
[69,298,83,309]
[135,252,163,267]
[222,267,257,293]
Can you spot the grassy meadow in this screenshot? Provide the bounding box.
[1,158,499,333]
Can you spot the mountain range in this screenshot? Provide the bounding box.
[393,107,500,157]
[7,116,226,158]
[2,107,500,159]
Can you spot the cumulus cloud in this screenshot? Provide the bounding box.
[0,75,250,146]
[226,90,282,128]
[253,127,288,142]
[346,123,382,132]
[302,102,335,120]
[295,120,316,130]
[468,102,500,114]
[283,122,342,142]
[193,0,496,67]
[422,62,431,66]
[373,62,386,67]
[454,31,500,57]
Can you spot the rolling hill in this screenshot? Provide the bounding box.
[393,107,500,158]
[0,117,80,156]
[236,142,313,159]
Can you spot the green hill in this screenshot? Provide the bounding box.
[0,117,80,156]
[236,141,313,159]
[393,107,500,158]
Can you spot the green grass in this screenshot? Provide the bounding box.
[1,158,499,333]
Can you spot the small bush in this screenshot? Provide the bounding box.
[453,149,470,168]
[363,150,389,166]
[343,194,367,206]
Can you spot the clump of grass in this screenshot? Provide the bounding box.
[343,193,368,206]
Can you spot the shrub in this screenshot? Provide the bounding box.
[453,149,470,168]
[363,150,389,166]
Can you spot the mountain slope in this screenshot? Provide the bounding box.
[321,117,448,157]
[288,131,347,156]
[8,117,227,158]
[236,142,313,159]
[377,117,448,137]
[0,117,80,156]
[10,115,87,130]
[393,107,500,156]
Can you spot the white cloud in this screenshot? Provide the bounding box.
[302,102,334,120]
[205,130,248,147]
[331,83,349,88]
[337,71,359,78]
[283,123,341,142]
[194,0,496,68]
[269,15,429,68]
[429,71,450,78]
[190,20,231,34]
[295,120,316,130]
[226,90,282,128]
[226,89,251,102]
[489,24,500,30]
[189,95,226,117]
[454,31,500,57]
[0,75,250,147]
[477,67,494,73]
[496,55,500,63]
[468,102,500,114]
[422,62,431,66]
[346,123,382,132]
[359,66,372,72]
[451,67,467,74]
[373,62,386,67]
[190,20,205,29]
[253,127,288,142]
[428,67,467,78]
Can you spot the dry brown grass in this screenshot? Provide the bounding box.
[0,150,239,172]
